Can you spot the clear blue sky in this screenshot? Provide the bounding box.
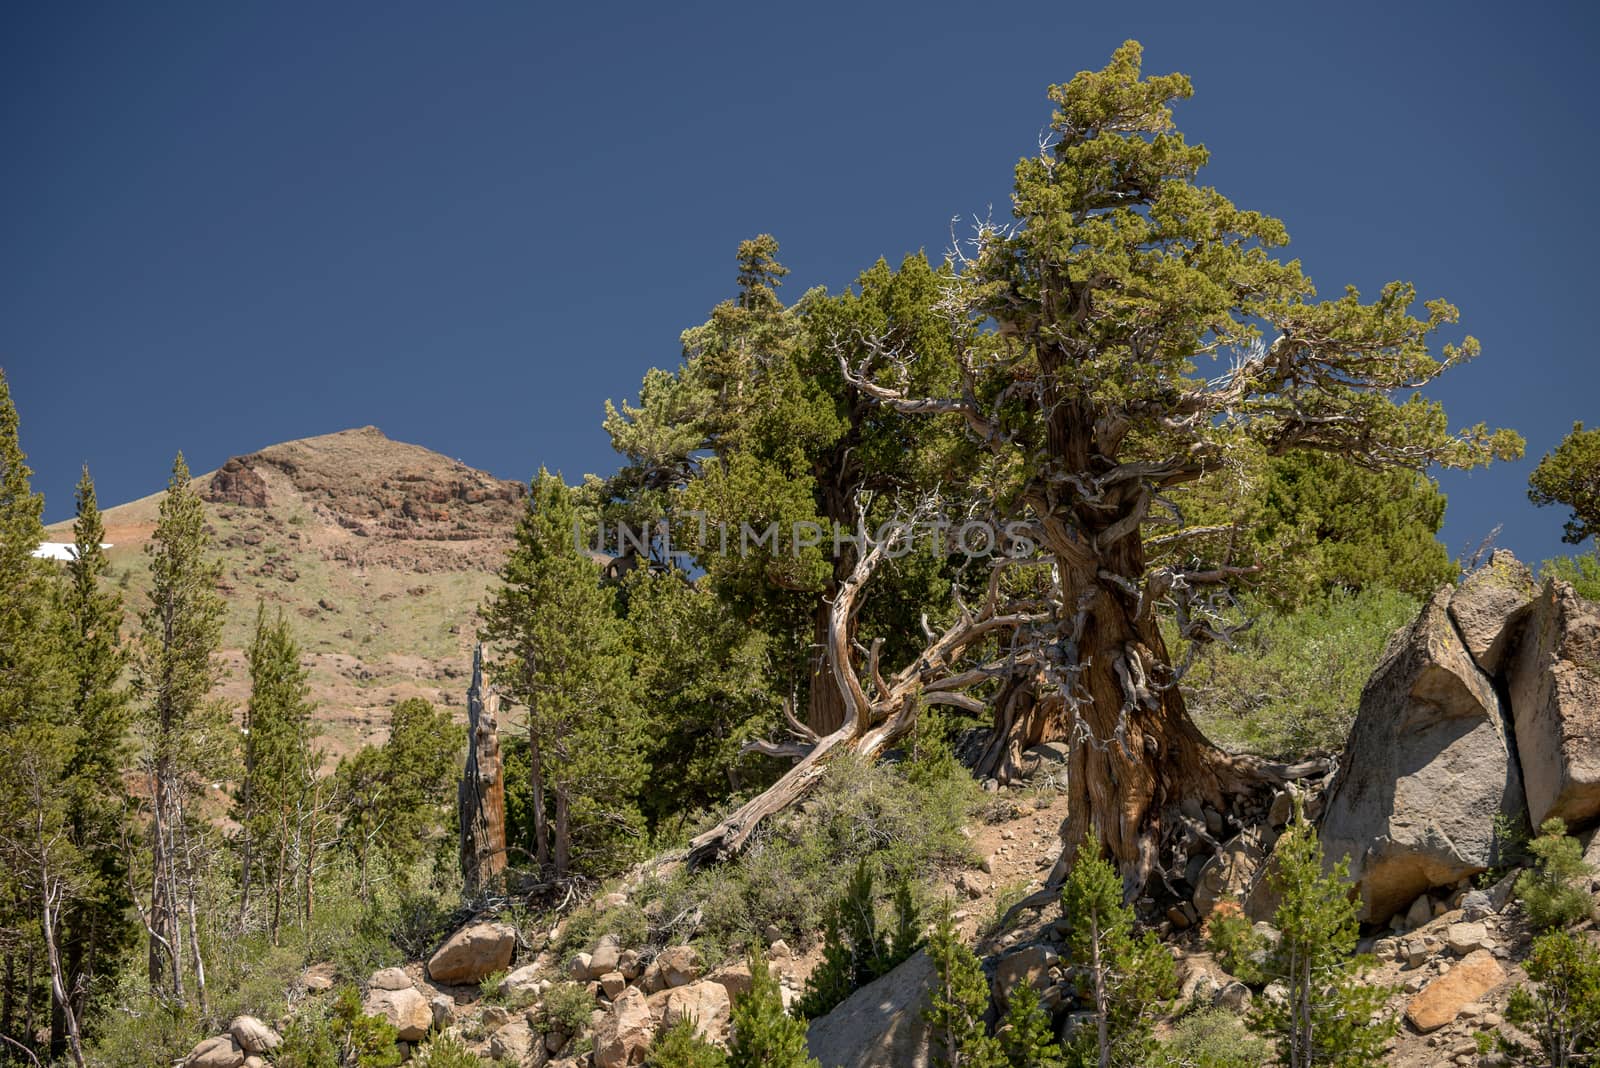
[3,1,1596,566]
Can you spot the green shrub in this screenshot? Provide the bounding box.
[998,984,1065,1067]
[276,1003,341,1068]
[1516,818,1595,930]
[648,1016,730,1067]
[1203,906,1266,986]
[797,859,922,1018]
[412,1031,489,1067]
[635,753,978,953]
[479,968,509,1003]
[924,908,1002,1067]
[1152,1007,1273,1068]
[539,981,596,1036]
[332,984,403,1068]
[1499,928,1600,1065]
[727,945,817,1068]
[1175,587,1418,756]
[1252,817,1393,1067]
[1059,850,1176,1068]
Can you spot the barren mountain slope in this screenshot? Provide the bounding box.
[47,426,525,757]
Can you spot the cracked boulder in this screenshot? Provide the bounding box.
[1320,587,1526,923]
[1509,580,1600,827]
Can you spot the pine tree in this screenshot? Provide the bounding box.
[727,945,817,1068]
[998,985,1065,1068]
[482,468,645,879]
[0,370,80,1064]
[53,466,134,1052]
[1253,814,1392,1068]
[925,910,1005,1068]
[131,453,229,1007]
[334,697,461,895]
[238,604,321,941]
[1500,928,1600,1066]
[1515,818,1595,931]
[1058,849,1176,1068]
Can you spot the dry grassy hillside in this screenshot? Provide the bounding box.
[47,426,525,757]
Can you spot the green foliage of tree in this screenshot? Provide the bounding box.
[624,567,777,821]
[131,452,232,1005]
[595,239,963,736]
[844,39,1520,868]
[54,465,136,1046]
[483,468,646,878]
[1253,815,1392,1068]
[1499,928,1600,1067]
[727,945,818,1068]
[1515,818,1595,931]
[796,858,921,1018]
[1530,421,1600,545]
[998,984,1066,1068]
[648,1016,730,1068]
[1541,553,1600,601]
[1202,908,1266,987]
[335,697,461,895]
[1174,587,1419,756]
[925,909,1005,1068]
[1058,849,1175,1068]
[238,604,325,940]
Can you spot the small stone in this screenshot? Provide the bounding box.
[1405,894,1434,930]
[770,940,792,960]
[599,971,627,998]
[481,1005,511,1030]
[1446,921,1490,955]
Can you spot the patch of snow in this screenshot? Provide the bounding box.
[31,542,112,561]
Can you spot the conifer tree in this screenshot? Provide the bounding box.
[648,1016,730,1068]
[53,465,134,1051]
[0,370,80,1063]
[925,910,1004,1068]
[1253,814,1392,1068]
[998,985,1066,1068]
[238,604,321,941]
[482,468,644,878]
[727,945,817,1068]
[131,453,229,1007]
[1058,849,1175,1068]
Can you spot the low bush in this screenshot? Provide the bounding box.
[1516,817,1595,930]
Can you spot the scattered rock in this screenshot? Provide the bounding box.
[228,1016,281,1055]
[1319,588,1526,923]
[369,966,412,991]
[1404,894,1434,930]
[600,971,628,998]
[1404,950,1506,1032]
[594,987,654,1068]
[363,986,433,1041]
[430,994,455,1028]
[806,950,936,1068]
[590,937,622,977]
[427,922,517,985]
[662,980,732,1040]
[1509,580,1600,827]
[993,945,1056,1009]
[499,963,544,999]
[187,1035,246,1068]
[489,1019,537,1063]
[302,963,335,992]
[656,945,702,988]
[570,953,594,981]
[1445,921,1491,956]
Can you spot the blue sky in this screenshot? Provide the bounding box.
[3,1,1596,566]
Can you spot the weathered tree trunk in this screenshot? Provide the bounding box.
[529,736,549,871]
[805,600,849,736]
[40,879,85,1068]
[146,767,183,1003]
[553,790,570,879]
[459,646,508,896]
